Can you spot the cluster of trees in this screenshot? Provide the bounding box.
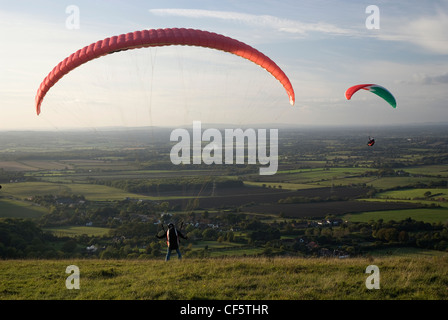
[0,168,25,184]
[87,177,244,194]
[1,213,448,260]
[0,216,256,259]
[371,218,448,251]
[0,218,61,259]
[0,217,164,259]
[276,218,448,256]
[32,196,170,228]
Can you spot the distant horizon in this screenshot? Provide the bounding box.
[1,121,448,133]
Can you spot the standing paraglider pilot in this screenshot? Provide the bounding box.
[157,223,188,261]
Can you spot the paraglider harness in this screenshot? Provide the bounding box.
[158,222,187,249]
[367,137,375,146]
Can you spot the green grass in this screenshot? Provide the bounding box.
[275,168,368,184]
[1,256,447,300]
[208,247,265,257]
[376,188,448,200]
[405,165,448,177]
[192,241,244,250]
[366,188,448,210]
[0,198,48,218]
[364,177,444,189]
[344,207,448,223]
[369,247,448,258]
[44,226,111,237]
[274,165,448,189]
[271,167,446,189]
[1,182,153,201]
[190,241,263,257]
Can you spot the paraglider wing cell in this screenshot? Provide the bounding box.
[345,84,396,108]
[35,28,295,115]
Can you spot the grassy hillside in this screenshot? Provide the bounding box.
[1,256,447,300]
[0,198,48,218]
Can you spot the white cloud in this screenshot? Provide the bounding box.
[405,12,448,54]
[376,11,448,55]
[401,72,448,85]
[149,8,351,36]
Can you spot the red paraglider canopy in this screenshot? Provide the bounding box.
[35,28,295,115]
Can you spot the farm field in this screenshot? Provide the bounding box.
[376,188,448,201]
[251,165,448,190]
[44,226,112,237]
[1,181,154,201]
[0,198,47,219]
[344,207,448,224]
[0,161,45,171]
[245,200,423,218]
[405,165,448,177]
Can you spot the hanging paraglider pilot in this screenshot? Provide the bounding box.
[156,223,188,261]
[367,137,375,147]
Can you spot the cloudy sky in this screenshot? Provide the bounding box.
[1,0,447,130]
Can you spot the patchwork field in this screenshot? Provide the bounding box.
[344,207,448,223]
[376,188,448,201]
[1,181,153,201]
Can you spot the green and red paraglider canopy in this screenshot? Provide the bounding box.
[345,84,396,108]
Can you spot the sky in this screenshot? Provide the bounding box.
[1,0,448,131]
